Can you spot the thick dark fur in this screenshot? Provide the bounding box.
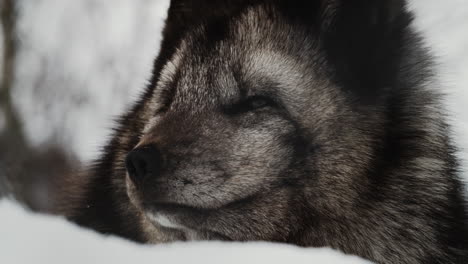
[61,0,468,263]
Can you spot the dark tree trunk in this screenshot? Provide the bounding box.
[0,0,78,211]
[0,0,24,198]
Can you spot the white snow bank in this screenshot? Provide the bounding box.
[0,199,371,264]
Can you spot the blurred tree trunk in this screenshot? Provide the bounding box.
[0,0,77,211]
[0,0,22,141]
[0,0,23,197]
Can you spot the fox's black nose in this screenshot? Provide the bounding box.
[125,145,163,186]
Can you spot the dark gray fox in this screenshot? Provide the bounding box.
[62,1,468,263]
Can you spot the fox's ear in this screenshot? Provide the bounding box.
[319,0,413,102]
[319,0,408,32]
[167,0,245,27]
[149,0,247,87]
[162,0,242,47]
[167,0,204,27]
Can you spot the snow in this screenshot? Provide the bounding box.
[0,199,370,264]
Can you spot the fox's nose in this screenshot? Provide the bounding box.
[125,145,163,186]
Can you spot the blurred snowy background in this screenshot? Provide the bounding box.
[0,0,467,215]
[0,0,170,210]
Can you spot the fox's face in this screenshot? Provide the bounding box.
[126,9,316,240]
[124,1,402,241]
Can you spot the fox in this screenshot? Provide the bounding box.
[61,0,468,263]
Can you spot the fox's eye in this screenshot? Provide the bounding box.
[225,96,275,115]
[245,96,270,110]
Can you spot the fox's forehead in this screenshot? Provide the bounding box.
[151,6,328,113]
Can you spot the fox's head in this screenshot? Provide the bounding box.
[124,0,411,241]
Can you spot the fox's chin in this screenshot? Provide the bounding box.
[146,210,186,230]
[126,175,205,234]
[144,202,206,228]
[125,173,253,241]
[143,204,231,241]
